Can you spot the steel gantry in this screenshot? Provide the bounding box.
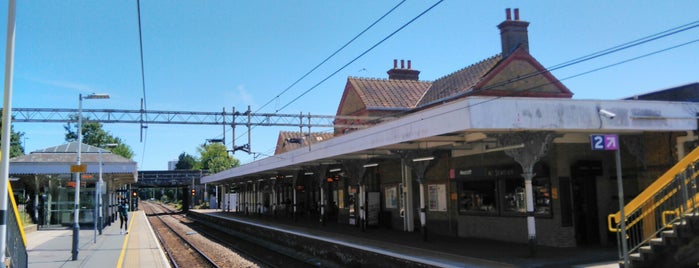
[6,106,384,154]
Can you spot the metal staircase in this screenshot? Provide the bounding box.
[608,146,699,268]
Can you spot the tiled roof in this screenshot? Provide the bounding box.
[417,54,502,108]
[9,142,137,176]
[11,141,134,163]
[348,77,432,110]
[275,131,335,155]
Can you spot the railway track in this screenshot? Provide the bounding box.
[142,201,314,268]
[143,201,222,267]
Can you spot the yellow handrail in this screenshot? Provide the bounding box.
[608,146,699,232]
[7,180,27,246]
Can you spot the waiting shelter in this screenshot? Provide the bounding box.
[9,141,137,228]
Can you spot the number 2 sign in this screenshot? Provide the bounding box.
[590,134,619,151]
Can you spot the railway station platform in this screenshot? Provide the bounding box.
[25,210,170,268]
[192,209,620,268]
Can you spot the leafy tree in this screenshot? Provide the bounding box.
[9,126,24,158]
[175,152,198,170]
[195,143,239,173]
[0,119,25,158]
[0,123,24,158]
[64,114,134,159]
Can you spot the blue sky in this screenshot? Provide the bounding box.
[1,1,698,170]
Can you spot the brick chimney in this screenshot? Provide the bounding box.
[497,8,529,57]
[387,59,420,80]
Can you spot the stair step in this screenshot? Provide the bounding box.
[639,245,653,254]
[649,237,664,246]
[662,230,677,238]
[629,252,643,261]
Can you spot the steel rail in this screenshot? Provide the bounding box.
[144,202,220,268]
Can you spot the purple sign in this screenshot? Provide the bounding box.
[590,134,618,151]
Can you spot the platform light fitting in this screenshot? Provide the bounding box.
[363,163,379,168]
[329,168,341,173]
[412,156,435,162]
[484,143,524,153]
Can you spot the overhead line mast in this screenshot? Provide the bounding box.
[8,106,383,153]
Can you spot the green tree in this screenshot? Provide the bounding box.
[9,127,24,158]
[64,114,134,159]
[0,119,25,158]
[175,152,198,170]
[195,143,239,173]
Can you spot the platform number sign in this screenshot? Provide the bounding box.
[590,134,619,151]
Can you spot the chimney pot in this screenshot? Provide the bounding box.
[498,8,529,56]
[387,59,420,80]
[505,8,511,20]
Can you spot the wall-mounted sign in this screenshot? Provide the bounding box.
[590,134,618,151]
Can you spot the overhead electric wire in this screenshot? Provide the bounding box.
[366,19,699,122]
[136,0,149,165]
[255,0,407,114]
[233,13,697,161]
[233,1,439,146]
[465,37,699,111]
[274,0,445,113]
[544,20,699,74]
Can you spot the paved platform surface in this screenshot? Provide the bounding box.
[195,209,621,268]
[25,210,170,268]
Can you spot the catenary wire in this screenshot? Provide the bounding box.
[274,0,445,113]
[233,1,443,146]
[235,15,698,160]
[255,0,407,114]
[136,0,149,165]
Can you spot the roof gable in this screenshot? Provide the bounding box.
[337,77,431,116]
[336,81,366,116]
[417,55,502,108]
[472,47,572,98]
[274,131,334,155]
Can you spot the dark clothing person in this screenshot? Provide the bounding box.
[118,201,129,234]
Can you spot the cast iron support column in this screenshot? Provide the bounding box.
[343,160,368,231]
[495,132,555,257]
[397,153,415,232]
[270,179,277,217]
[410,153,436,242]
[292,176,298,222]
[308,165,328,226]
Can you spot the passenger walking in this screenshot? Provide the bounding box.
[119,199,129,234]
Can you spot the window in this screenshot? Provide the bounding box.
[502,177,551,215]
[455,165,551,217]
[458,180,497,214]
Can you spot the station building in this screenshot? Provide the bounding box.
[202,9,699,248]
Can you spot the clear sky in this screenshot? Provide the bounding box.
[1,1,698,170]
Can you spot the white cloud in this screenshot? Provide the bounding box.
[235,84,256,108]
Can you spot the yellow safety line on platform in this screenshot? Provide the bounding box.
[116,213,135,268]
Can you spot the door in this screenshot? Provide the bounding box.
[571,161,602,245]
[572,175,600,245]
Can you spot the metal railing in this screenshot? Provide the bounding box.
[7,183,28,268]
[608,145,699,259]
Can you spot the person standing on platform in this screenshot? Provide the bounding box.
[118,199,129,234]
